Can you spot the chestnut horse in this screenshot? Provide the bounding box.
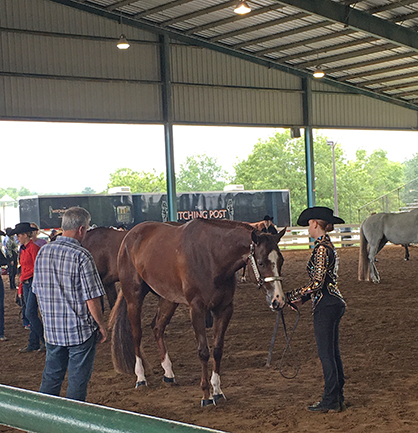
[110,218,286,406]
[82,227,128,309]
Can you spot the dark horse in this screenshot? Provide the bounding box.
[82,227,128,309]
[358,208,418,283]
[110,218,286,406]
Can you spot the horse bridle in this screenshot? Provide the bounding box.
[247,242,300,379]
[247,242,283,289]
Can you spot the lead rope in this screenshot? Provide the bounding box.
[266,306,300,379]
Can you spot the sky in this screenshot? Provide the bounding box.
[1,120,417,195]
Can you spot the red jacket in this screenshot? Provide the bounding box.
[19,240,40,295]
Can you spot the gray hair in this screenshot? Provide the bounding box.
[61,207,91,231]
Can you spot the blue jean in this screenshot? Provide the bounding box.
[22,280,44,349]
[0,276,4,337]
[314,303,345,407]
[39,331,98,401]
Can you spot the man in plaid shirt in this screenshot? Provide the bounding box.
[33,206,107,401]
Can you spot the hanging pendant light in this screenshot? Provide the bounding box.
[234,1,251,14]
[116,14,130,50]
[313,67,325,79]
[117,34,130,50]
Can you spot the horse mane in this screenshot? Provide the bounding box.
[191,218,254,231]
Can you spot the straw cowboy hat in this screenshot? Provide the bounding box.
[297,206,345,226]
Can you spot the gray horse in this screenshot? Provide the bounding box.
[358,208,418,283]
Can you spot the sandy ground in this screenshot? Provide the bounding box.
[1,245,418,433]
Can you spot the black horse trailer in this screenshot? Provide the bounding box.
[18,190,291,230]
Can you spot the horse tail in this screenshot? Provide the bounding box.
[358,223,370,281]
[109,291,135,374]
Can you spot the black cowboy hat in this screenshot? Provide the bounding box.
[297,206,345,226]
[5,227,13,237]
[263,215,273,221]
[9,222,38,236]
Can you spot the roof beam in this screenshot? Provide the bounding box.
[232,21,327,49]
[185,4,285,35]
[160,0,236,27]
[106,0,136,11]
[341,61,418,81]
[133,0,195,19]
[295,43,397,68]
[276,36,378,63]
[276,0,418,52]
[255,28,355,56]
[323,52,415,74]
[210,12,309,43]
[369,0,418,14]
[46,0,418,111]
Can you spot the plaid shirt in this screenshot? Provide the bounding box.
[32,236,105,346]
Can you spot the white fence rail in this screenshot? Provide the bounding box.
[279,224,360,249]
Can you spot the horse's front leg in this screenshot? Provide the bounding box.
[151,298,178,384]
[211,302,233,404]
[190,302,211,406]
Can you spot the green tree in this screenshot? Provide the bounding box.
[233,131,405,224]
[0,187,36,199]
[107,168,166,193]
[233,130,307,224]
[82,187,96,194]
[176,155,230,192]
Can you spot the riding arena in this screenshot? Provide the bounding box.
[1,239,418,433]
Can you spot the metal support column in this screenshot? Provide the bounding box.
[160,34,177,221]
[302,78,315,207]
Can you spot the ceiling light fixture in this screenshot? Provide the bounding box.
[313,67,325,79]
[117,34,130,50]
[117,15,130,50]
[234,1,251,15]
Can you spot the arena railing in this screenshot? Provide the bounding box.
[280,224,360,249]
[0,385,227,433]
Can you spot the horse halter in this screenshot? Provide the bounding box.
[247,242,283,289]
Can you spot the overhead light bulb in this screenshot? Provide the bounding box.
[234,1,251,14]
[117,34,130,50]
[313,67,325,79]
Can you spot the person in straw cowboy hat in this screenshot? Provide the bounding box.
[286,206,346,413]
[10,222,45,353]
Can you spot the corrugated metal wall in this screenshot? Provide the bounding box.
[0,0,417,129]
[0,0,162,122]
[311,82,418,129]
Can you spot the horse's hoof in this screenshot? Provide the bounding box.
[135,380,147,388]
[163,376,176,385]
[213,394,226,404]
[201,398,214,407]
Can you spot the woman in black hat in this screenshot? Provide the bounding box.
[286,206,346,413]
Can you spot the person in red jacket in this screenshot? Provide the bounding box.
[11,222,45,353]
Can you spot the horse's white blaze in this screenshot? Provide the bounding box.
[135,356,147,384]
[161,353,175,379]
[211,371,223,396]
[268,250,285,306]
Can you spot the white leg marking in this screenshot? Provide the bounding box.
[135,356,147,384]
[161,353,175,379]
[211,371,223,396]
[268,251,285,307]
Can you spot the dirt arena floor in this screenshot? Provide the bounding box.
[2,245,418,432]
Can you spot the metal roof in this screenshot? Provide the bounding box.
[50,0,418,111]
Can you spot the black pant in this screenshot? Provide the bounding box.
[313,302,345,407]
[6,253,17,289]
